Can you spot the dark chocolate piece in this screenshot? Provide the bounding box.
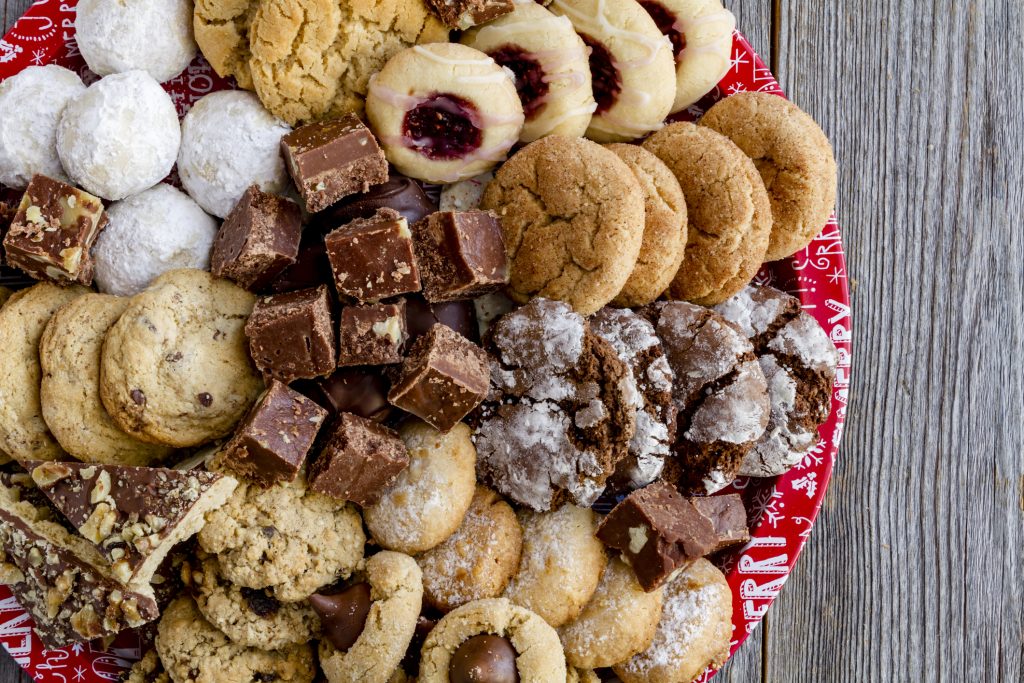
[400,615,438,676]
[3,174,107,285]
[337,300,408,366]
[211,185,302,291]
[388,323,490,433]
[245,285,337,383]
[294,367,393,422]
[321,173,436,227]
[691,493,750,554]
[413,210,508,302]
[309,582,372,652]
[215,380,328,487]
[405,294,479,343]
[282,115,389,213]
[426,0,514,29]
[269,237,331,294]
[325,207,421,302]
[309,412,409,505]
[449,635,520,683]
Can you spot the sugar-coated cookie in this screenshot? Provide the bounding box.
[480,136,645,314]
[700,92,838,260]
[643,121,771,305]
[367,44,524,183]
[193,0,260,89]
[461,2,596,142]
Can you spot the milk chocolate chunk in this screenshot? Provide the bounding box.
[691,493,750,554]
[449,634,520,683]
[246,285,337,383]
[388,323,490,433]
[216,380,328,487]
[413,210,509,302]
[309,412,409,505]
[337,301,408,366]
[3,174,107,286]
[282,114,389,213]
[309,582,373,652]
[326,207,421,302]
[296,367,393,422]
[211,185,302,291]
[426,0,514,29]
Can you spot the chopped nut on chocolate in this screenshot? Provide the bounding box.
[325,207,421,302]
[425,0,514,29]
[412,210,508,302]
[337,300,408,366]
[309,412,409,505]
[246,285,337,383]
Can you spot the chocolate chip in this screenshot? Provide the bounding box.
[253,673,278,682]
[197,392,213,407]
[449,635,520,683]
[166,351,182,362]
[308,582,372,652]
[130,389,146,406]
[261,526,277,538]
[240,587,281,617]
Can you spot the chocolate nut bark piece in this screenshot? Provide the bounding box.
[337,301,409,366]
[426,0,514,29]
[309,412,410,506]
[25,460,238,584]
[211,185,302,291]
[246,285,337,383]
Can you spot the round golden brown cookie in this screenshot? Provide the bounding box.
[99,269,264,448]
[558,557,664,668]
[248,0,449,125]
[480,136,646,314]
[418,486,523,612]
[614,559,732,683]
[419,598,566,683]
[700,92,838,261]
[642,122,772,305]
[0,283,87,461]
[604,143,688,307]
[123,649,169,683]
[156,596,316,683]
[193,0,259,89]
[39,293,173,466]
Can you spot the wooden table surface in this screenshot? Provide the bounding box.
[2,0,1022,681]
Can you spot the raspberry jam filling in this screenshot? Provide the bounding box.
[579,34,622,115]
[638,0,687,61]
[489,46,550,119]
[402,94,483,160]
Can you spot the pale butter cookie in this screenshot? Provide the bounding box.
[194,0,260,89]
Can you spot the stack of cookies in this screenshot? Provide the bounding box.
[0,0,843,681]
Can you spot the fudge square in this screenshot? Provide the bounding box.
[211,185,302,291]
[309,412,409,505]
[413,210,509,302]
[337,300,408,366]
[3,174,107,285]
[325,207,421,302]
[245,285,337,383]
[426,0,514,29]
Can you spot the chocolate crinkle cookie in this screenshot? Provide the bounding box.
[714,285,839,476]
[473,298,637,511]
[645,301,771,494]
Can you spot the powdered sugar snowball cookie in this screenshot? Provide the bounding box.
[460,2,596,142]
[548,0,676,142]
[56,71,180,201]
[614,559,732,683]
[714,285,838,477]
[178,90,291,218]
[366,44,524,184]
[0,66,85,189]
[93,184,219,297]
[75,0,197,83]
[645,300,770,495]
[363,421,477,555]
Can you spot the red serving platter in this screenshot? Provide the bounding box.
[0,2,852,680]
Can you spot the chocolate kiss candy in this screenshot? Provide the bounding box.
[449,634,520,683]
[309,582,372,652]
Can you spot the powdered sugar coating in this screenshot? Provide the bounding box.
[712,285,785,338]
[178,91,291,218]
[92,184,218,296]
[56,70,180,200]
[75,0,197,83]
[0,65,85,188]
[685,359,772,446]
[768,313,839,373]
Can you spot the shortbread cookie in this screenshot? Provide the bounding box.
[318,551,424,683]
[605,143,687,307]
[194,0,259,89]
[503,504,607,628]
[615,559,732,683]
[480,136,645,314]
[100,269,263,448]
[548,0,675,142]
[418,486,523,612]
[0,283,87,461]
[39,294,173,466]
[461,2,596,142]
[419,598,566,683]
[715,285,839,476]
[643,122,772,305]
[366,44,524,183]
[559,557,664,669]
[250,0,449,125]
[700,92,838,260]
[198,476,365,602]
[363,422,476,554]
[156,597,316,683]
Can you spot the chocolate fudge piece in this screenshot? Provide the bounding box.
[338,301,408,366]
[282,114,389,213]
[295,367,393,422]
[3,175,107,285]
[691,494,750,554]
[413,210,508,302]
[325,207,421,302]
[211,185,303,291]
[309,412,409,505]
[246,285,337,383]
[215,381,328,487]
[388,323,490,432]
[25,460,238,584]
[426,0,514,29]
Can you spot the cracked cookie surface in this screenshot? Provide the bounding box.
[194,0,259,89]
